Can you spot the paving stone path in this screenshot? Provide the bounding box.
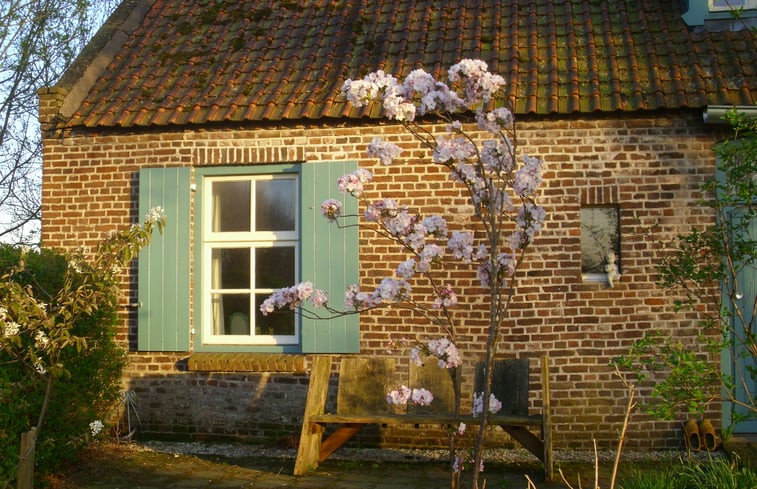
[52,443,566,489]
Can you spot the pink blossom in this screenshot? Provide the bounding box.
[512,155,543,197]
[507,229,528,251]
[384,208,415,237]
[320,199,342,221]
[411,388,434,406]
[387,385,434,407]
[450,162,485,193]
[311,289,329,307]
[427,338,461,368]
[376,277,411,301]
[517,202,546,234]
[421,215,448,238]
[382,90,416,121]
[448,59,489,83]
[396,259,416,279]
[400,69,465,115]
[433,136,476,165]
[401,69,436,96]
[386,385,412,405]
[341,70,399,106]
[477,253,517,288]
[508,203,546,250]
[365,198,400,222]
[410,347,423,366]
[474,244,488,261]
[447,120,463,132]
[337,173,364,196]
[447,231,474,262]
[476,107,514,133]
[406,225,427,252]
[367,137,402,165]
[452,456,464,473]
[419,243,444,263]
[472,392,502,417]
[480,137,514,173]
[260,281,327,315]
[448,59,506,106]
[344,284,382,311]
[433,284,458,309]
[364,204,381,222]
[477,263,492,289]
[337,169,373,197]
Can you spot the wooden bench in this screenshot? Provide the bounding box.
[294,355,553,480]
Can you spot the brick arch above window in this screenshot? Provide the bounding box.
[580,183,619,205]
[193,145,306,166]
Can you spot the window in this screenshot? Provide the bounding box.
[709,0,757,11]
[580,206,620,283]
[202,175,299,345]
[136,162,360,354]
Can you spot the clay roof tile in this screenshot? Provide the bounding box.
[59,0,756,129]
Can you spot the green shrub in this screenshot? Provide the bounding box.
[0,244,126,482]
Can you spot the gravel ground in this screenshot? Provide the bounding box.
[137,439,696,466]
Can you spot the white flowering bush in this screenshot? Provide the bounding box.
[262,60,545,489]
[0,208,165,484]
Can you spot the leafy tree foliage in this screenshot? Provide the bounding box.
[615,111,756,432]
[0,0,117,244]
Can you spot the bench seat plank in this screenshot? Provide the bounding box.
[311,413,543,426]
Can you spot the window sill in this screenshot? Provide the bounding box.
[187,353,306,372]
[582,273,610,284]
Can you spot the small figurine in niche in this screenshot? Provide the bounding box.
[605,252,621,287]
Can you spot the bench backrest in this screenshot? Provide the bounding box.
[475,358,530,416]
[335,356,531,416]
[336,357,396,415]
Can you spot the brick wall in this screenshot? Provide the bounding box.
[41,110,724,450]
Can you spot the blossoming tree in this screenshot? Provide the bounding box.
[262,60,546,489]
[0,208,165,486]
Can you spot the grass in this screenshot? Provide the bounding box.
[618,456,757,489]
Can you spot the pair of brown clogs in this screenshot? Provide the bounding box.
[683,419,719,451]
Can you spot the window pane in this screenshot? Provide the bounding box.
[212,181,251,232]
[255,294,295,335]
[256,179,296,231]
[581,207,620,274]
[212,294,250,335]
[711,0,744,8]
[211,248,250,289]
[256,247,295,289]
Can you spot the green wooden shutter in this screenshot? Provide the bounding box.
[300,161,360,353]
[137,167,191,351]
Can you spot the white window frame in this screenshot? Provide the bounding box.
[200,173,300,346]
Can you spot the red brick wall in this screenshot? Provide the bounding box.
[41,110,724,449]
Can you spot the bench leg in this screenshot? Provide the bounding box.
[500,425,545,462]
[319,423,364,462]
[294,356,332,476]
[541,355,554,482]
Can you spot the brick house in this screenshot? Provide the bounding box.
[39,0,756,450]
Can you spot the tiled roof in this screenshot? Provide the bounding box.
[61,0,756,128]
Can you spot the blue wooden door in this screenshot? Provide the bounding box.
[729,211,756,434]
